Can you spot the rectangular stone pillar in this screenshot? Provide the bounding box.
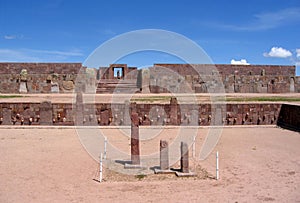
[123,101,131,126]
[2,108,11,125]
[180,142,189,173]
[141,69,150,93]
[160,140,169,170]
[131,112,140,165]
[75,92,84,125]
[100,109,109,125]
[170,97,180,125]
[40,101,52,125]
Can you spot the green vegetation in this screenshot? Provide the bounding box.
[131,96,172,103]
[135,174,147,180]
[0,95,24,99]
[131,95,300,103]
[226,97,300,102]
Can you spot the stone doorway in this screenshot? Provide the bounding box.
[113,67,124,79]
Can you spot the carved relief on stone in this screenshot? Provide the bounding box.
[52,73,59,82]
[62,81,74,91]
[46,75,52,83]
[20,69,28,82]
[19,69,28,93]
[51,82,59,93]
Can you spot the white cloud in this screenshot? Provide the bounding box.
[4,35,17,40]
[296,49,300,57]
[0,49,39,61]
[26,49,83,56]
[207,7,300,31]
[4,34,25,40]
[263,47,292,58]
[0,48,84,62]
[231,59,250,65]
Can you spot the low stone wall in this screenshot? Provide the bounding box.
[0,101,281,126]
[277,104,300,132]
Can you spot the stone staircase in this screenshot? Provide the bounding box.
[96,79,140,93]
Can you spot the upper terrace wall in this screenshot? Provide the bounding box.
[0,63,82,74]
[0,63,139,94]
[154,64,295,76]
[0,63,83,93]
[150,64,297,93]
[0,62,298,94]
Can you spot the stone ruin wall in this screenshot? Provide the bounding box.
[151,64,299,93]
[0,101,281,126]
[0,62,299,94]
[0,63,83,93]
[277,104,300,132]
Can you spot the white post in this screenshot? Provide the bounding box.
[192,135,196,158]
[104,137,107,159]
[216,151,219,180]
[99,153,103,182]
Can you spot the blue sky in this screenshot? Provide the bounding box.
[1,0,300,75]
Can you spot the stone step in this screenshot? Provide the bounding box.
[98,79,137,84]
[96,87,140,94]
[96,79,139,94]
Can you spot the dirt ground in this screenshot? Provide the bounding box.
[1,93,300,104]
[0,126,299,202]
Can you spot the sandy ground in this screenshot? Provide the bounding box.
[0,126,299,202]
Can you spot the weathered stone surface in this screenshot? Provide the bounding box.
[123,101,131,126]
[180,142,189,173]
[19,82,28,93]
[2,108,11,125]
[51,82,59,93]
[277,104,300,132]
[0,102,287,127]
[100,110,110,125]
[75,92,84,125]
[160,140,169,170]
[0,63,82,93]
[40,101,52,125]
[170,97,180,125]
[0,63,299,93]
[131,112,140,165]
[141,69,150,93]
[131,111,139,126]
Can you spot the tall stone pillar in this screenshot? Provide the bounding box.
[160,140,169,170]
[123,100,131,126]
[170,97,180,125]
[75,92,84,125]
[131,112,140,165]
[141,69,150,93]
[180,142,189,173]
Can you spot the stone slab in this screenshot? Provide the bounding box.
[154,169,176,174]
[124,163,147,169]
[175,171,197,177]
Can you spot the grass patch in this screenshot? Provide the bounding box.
[0,95,24,99]
[135,174,147,180]
[131,96,172,103]
[226,97,300,102]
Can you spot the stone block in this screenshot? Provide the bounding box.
[39,101,52,125]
